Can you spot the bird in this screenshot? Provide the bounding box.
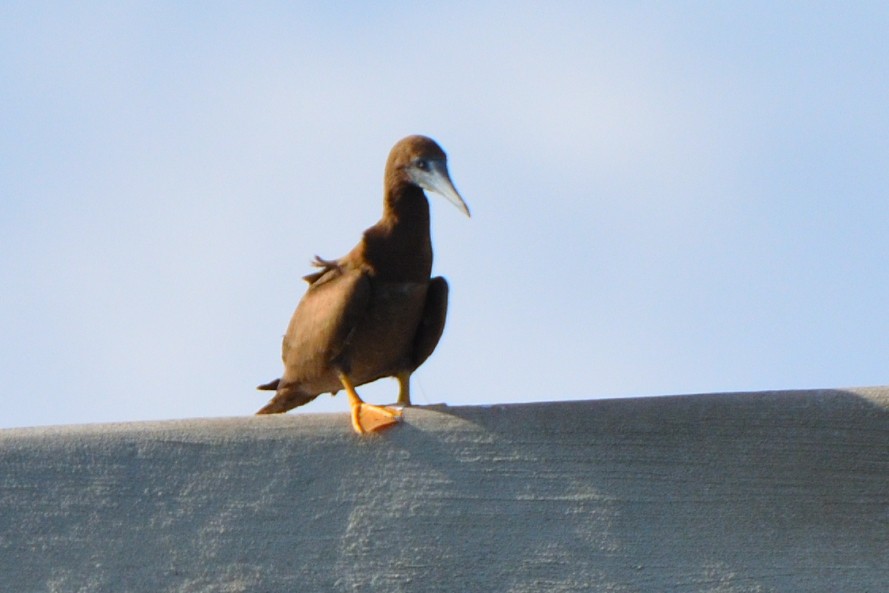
[257,135,470,434]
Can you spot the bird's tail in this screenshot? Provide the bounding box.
[256,378,280,391]
[256,380,318,414]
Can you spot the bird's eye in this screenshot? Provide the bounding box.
[416,159,429,171]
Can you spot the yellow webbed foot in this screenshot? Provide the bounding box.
[350,402,403,434]
[338,370,403,435]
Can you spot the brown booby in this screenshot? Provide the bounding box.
[257,135,470,434]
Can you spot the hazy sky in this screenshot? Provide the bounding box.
[3,3,888,428]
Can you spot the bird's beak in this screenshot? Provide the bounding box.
[418,161,471,217]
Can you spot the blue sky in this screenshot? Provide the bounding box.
[3,3,888,428]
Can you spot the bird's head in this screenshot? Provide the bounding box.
[386,135,471,217]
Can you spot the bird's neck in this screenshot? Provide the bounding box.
[363,184,433,281]
[384,183,430,226]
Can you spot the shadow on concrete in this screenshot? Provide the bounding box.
[386,389,889,591]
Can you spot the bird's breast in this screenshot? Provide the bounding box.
[343,281,429,383]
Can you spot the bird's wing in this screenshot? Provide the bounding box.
[281,266,372,384]
[410,276,449,370]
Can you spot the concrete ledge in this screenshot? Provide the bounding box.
[2,387,888,592]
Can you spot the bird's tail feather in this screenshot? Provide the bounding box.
[256,378,280,391]
[256,381,318,415]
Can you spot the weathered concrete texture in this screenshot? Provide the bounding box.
[1,387,888,593]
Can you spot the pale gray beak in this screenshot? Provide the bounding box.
[413,160,471,217]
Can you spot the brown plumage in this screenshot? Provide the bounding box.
[257,135,470,433]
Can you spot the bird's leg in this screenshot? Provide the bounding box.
[338,371,402,434]
[396,371,412,406]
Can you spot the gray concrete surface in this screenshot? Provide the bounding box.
[1,387,887,592]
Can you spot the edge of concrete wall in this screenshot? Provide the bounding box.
[3,386,888,592]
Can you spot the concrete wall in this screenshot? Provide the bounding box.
[2,387,887,592]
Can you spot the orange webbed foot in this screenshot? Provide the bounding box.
[350,402,403,434]
[338,371,403,435]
